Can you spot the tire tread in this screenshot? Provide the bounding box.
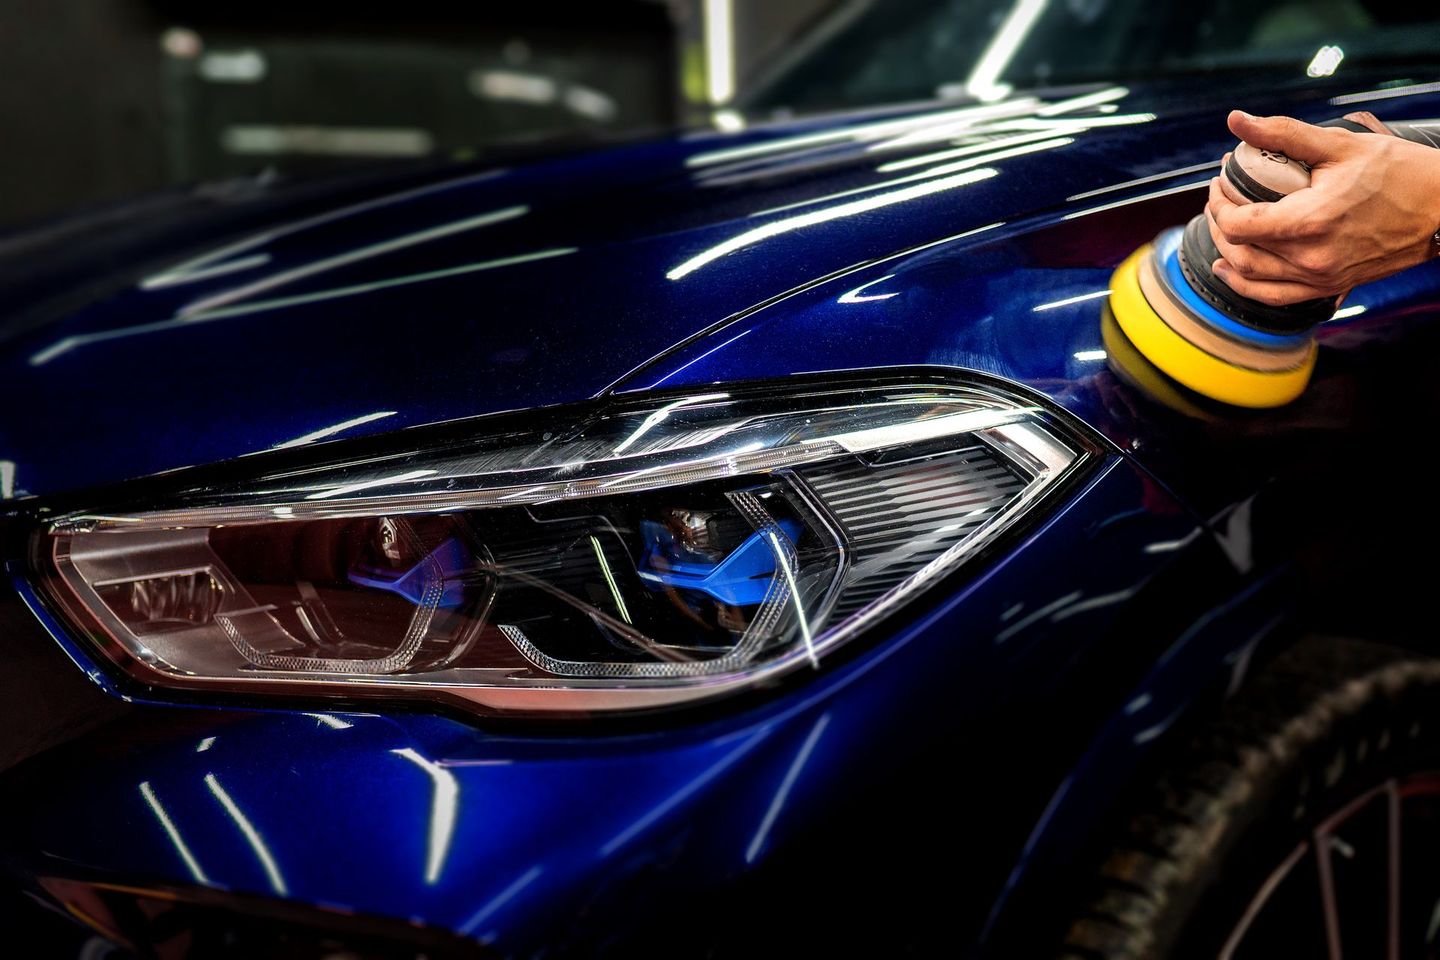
[1056,635,1440,959]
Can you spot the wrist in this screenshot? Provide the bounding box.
[1411,149,1440,261]
[1427,152,1440,258]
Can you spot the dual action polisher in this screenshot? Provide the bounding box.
[1108,117,1435,409]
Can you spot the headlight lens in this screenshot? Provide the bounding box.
[34,378,1092,714]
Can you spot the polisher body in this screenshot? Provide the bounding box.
[1110,238,1317,408]
[1109,117,1433,408]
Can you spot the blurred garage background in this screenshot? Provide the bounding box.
[4,0,1428,228]
[0,0,842,227]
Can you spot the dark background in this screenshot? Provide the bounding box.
[0,0,842,229]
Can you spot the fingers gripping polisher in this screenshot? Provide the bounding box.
[1108,117,1436,409]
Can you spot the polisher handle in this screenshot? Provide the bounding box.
[1386,121,1440,148]
[1223,116,1439,204]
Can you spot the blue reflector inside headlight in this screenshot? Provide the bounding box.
[33,376,1095,714]
[348,536,473,608]
[638,517,804,607]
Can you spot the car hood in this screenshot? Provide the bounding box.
[0,70,1432,498]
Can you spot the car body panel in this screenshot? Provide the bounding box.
[1,70,1433,501]
[4,457,1232,954]
[3,65,1440,955]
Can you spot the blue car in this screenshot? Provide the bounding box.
[4,4,1440,957]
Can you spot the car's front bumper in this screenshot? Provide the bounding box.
[0,456,1232,956]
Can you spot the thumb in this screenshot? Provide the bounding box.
[1227,110,1347,167]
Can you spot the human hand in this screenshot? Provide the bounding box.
[1204,110,1440,306]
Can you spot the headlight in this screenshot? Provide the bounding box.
[31,376,1094,714]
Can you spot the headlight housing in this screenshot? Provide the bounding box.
[31,376,1095,714]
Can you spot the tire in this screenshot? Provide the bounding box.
[1058,634,1440,960]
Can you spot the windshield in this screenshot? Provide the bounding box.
[746,0,1440,113]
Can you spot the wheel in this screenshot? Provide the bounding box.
[1058,635,1440,959]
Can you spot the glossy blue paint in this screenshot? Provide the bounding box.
[0,69,1430,499]
[1,64,1439,955]
[4,458,1233,954]
[982,564,1297,946]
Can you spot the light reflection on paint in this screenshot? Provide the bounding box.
[668,168,998,280]
[183,248,576,324]
[179,206,529,319]
[137,167,509,293]
[863,98,1047,152]
[392,748,460,885]
[1035,86,1130,116]
[204,773,287,895]
[838,275,900,304]
[647,329,753,388]
[1010,112,1155,130]
[876,129,1066,173]
[872,88,1131,154]
[142,253,271,290]
[746,713,831,863]
[1062,180,1210,221]
[30,249,576,366]
[994,590,1082,643]
[1143,529,1202,554]
[650,223,1001,387]
[754,138,1069,218]
[1035,291,1111,312]
[1066,161,1218,202]
[685,100,1041,168]
[302,712,355,729]
[459,865,544,936]
[600,726,773,856]
[273,413,397,450]
[140,781,209,884]
[1050,585,1141,621]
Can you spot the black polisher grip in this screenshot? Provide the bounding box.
[1180,214,1336,333]
[1318,117,1374,134]
[1387,121,1440,148]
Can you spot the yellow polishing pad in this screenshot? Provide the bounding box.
[1109,245,1316,409]
[1100,304,1217,421]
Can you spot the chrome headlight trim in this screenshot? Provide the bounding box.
[32,374,1098,715]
